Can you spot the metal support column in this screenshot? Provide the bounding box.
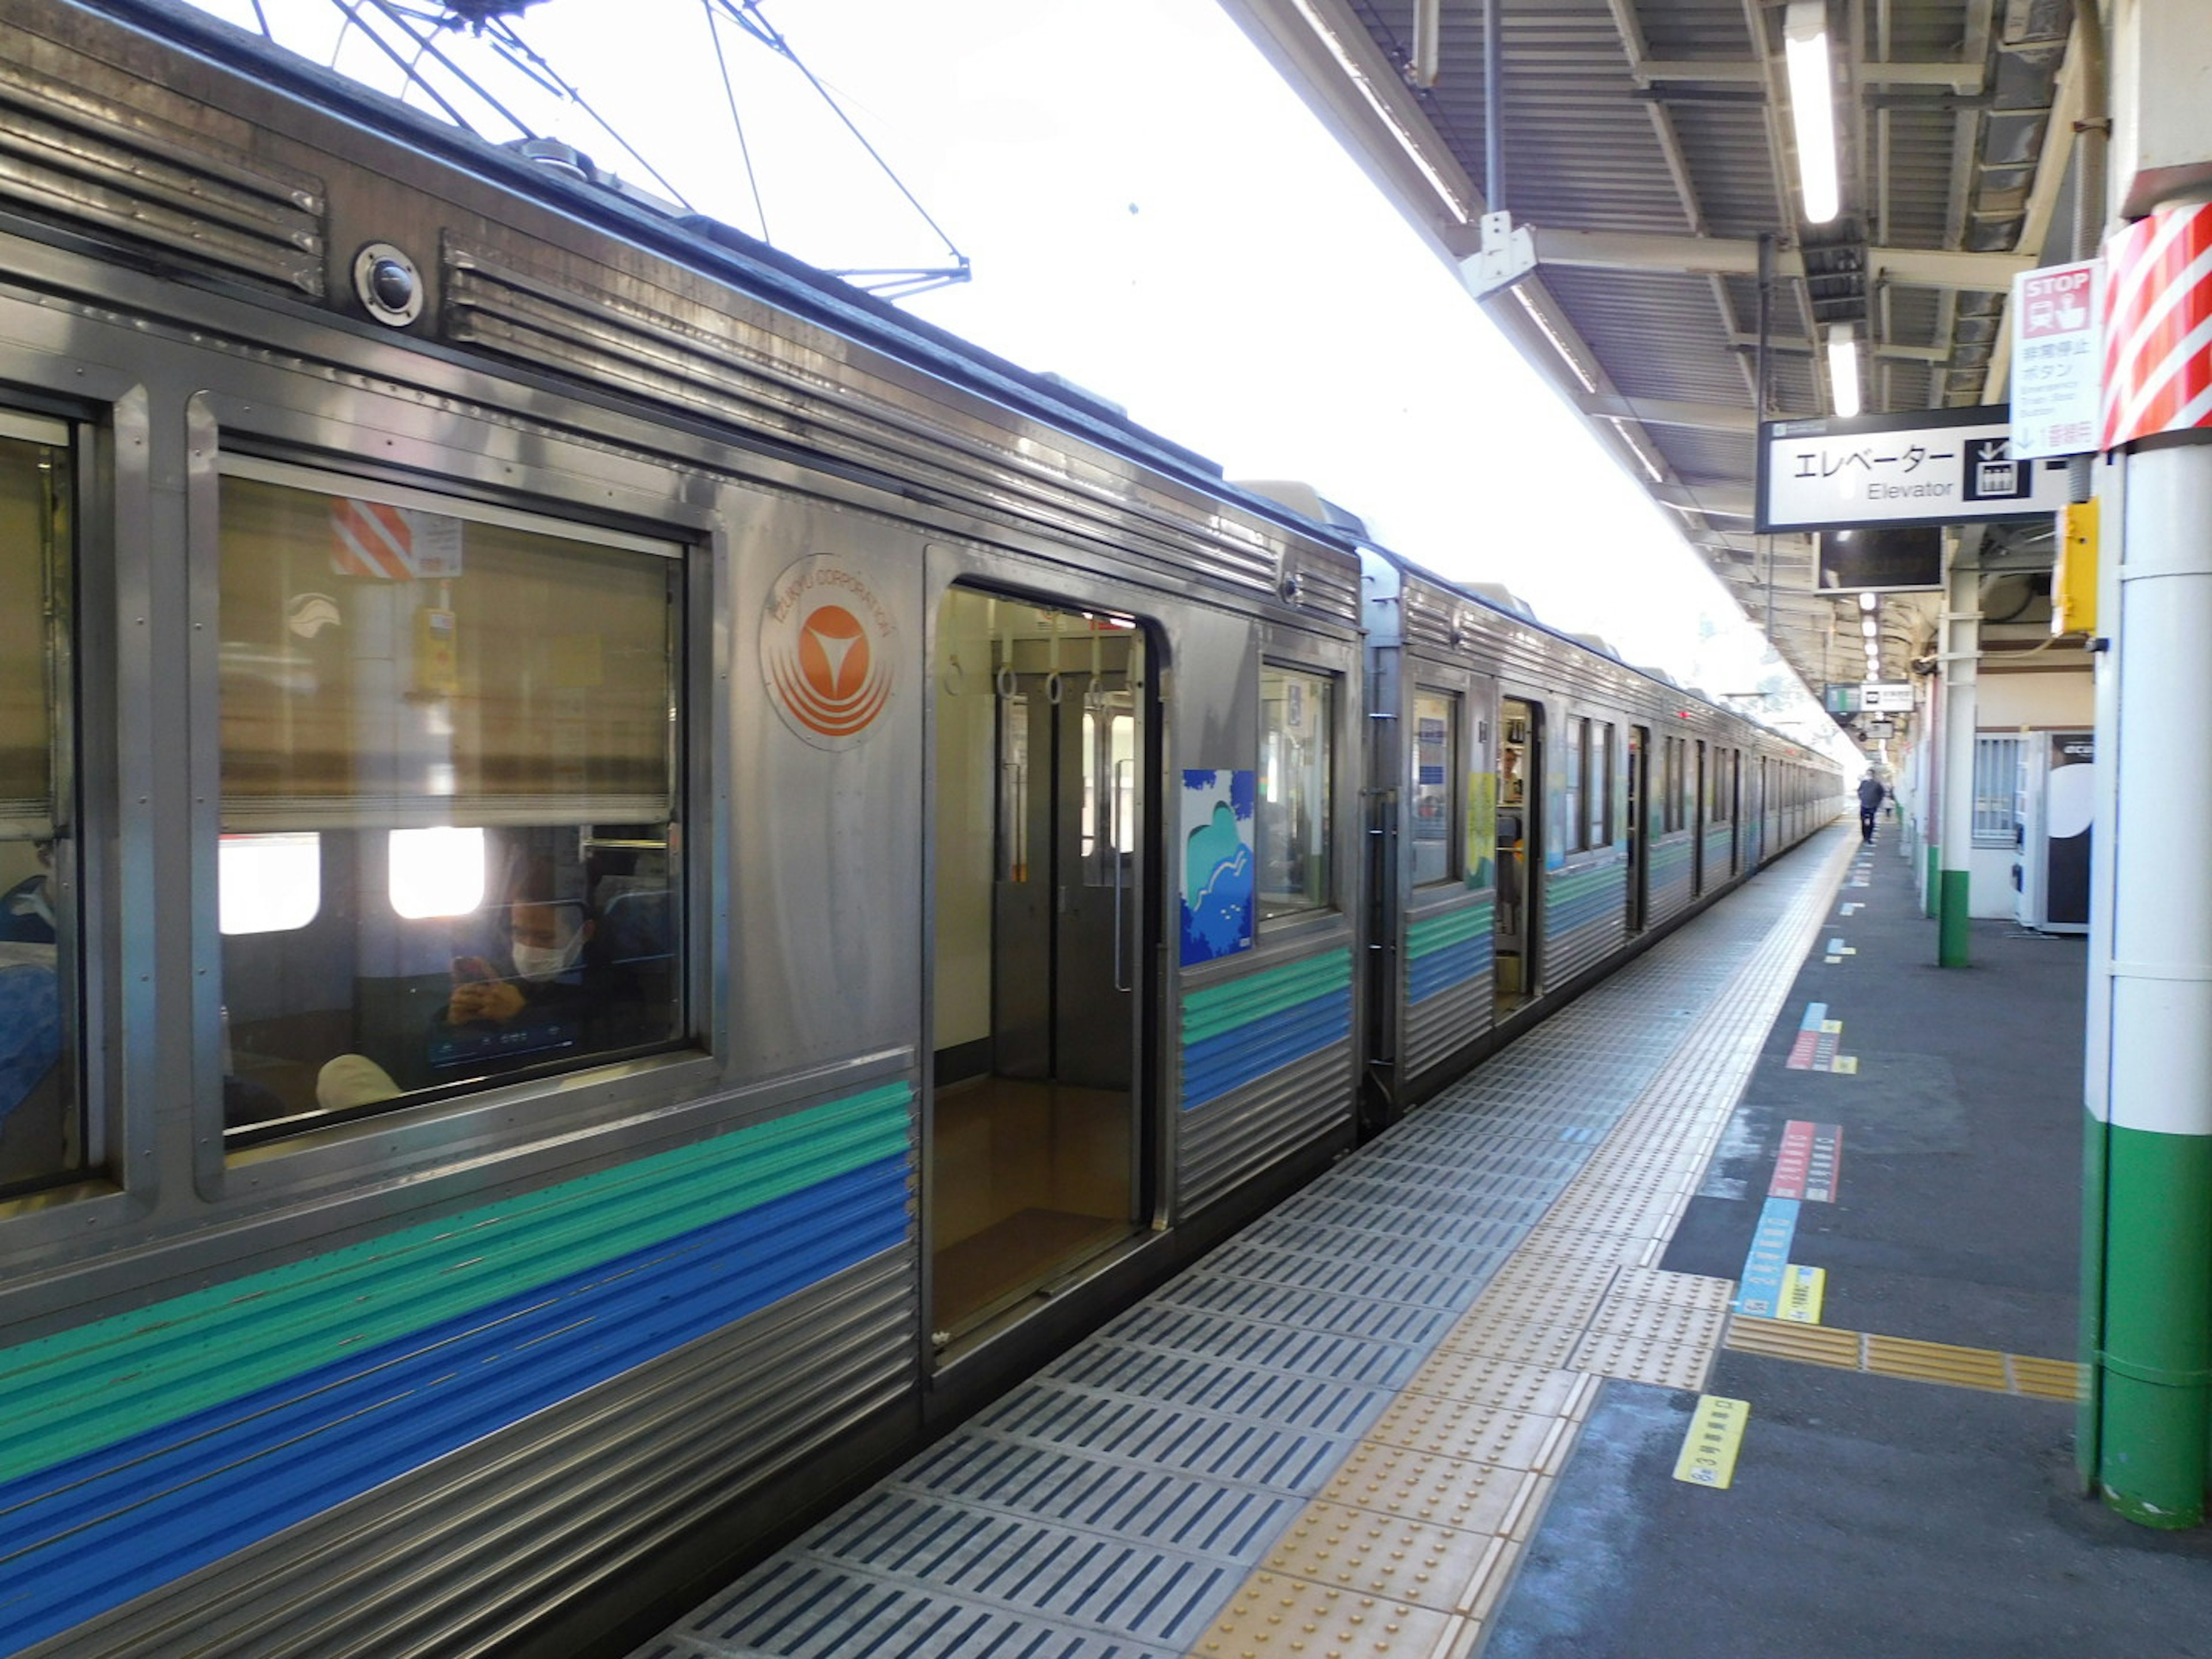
[2082,0,2212,1527]
[2090,430,2212,1527]
[1936,551,1978,965]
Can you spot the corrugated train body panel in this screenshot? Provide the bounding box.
[0,1085,916,1657]
[1543,857,1631,988]
[1403,902,1495,1076]
[1179,949,1356,1214]
[1703,824,1737,889]
[1646,833,1698,925]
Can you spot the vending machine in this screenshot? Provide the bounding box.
[2015,730,2093,934]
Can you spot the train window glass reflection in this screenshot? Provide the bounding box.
[1410,691,1458,887]
[1589,722,1612,849]
[1080,705,1136,884]
[1258,665,1332,920]
[217,467,683,1137]
[218,834,321,933]
[0,420,77,1192]
[389,826,489,918]
[1563,718,1586,853]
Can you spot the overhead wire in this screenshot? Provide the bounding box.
[704,0,967,281]
[703,0,771,242]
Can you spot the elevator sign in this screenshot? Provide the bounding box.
[1756,406,2072,533]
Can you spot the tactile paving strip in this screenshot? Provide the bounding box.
[1726,1315,2086,1400]
[633,829,1862,1659]
[1190,1573,1456,1659]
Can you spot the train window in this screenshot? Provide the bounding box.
[1664,736,1685,832]
[218,833,322,933]
[0,417,78,1193]
[1258,664,1334,919]
[1409,691,1460,887]
[997,693,1032,882]
[1562,718,1586,853]
[1081,703,1138,881]
[1709,747,1730,823]
[215,464,684,1137]
[1589,722,1613,849]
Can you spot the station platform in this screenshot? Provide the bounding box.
[630,821,2209,1659]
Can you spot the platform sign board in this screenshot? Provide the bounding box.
[1861,682,1914,712]
[1757,406,2072,533]
[2010,260,2102,458]
[1823,683,1863,716]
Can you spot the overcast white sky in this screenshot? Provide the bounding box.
[190,0,1849,752]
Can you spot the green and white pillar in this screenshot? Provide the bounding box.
[2082,5,2212,1529]
[2086,431,2212,1527]
[1935,548,1979,967]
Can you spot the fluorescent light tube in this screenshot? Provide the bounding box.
[1785,0,1840,225]
[1828,320,1862,418]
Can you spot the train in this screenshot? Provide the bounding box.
[0,3,1839,1654]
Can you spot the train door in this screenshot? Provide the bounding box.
[1691,740,1708,893]
[1626,725,1650,933]
[1494,696,1539,1014]
[929,589,1147,1349]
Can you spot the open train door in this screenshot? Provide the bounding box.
[926,586,1150,1355]
[1627,724,1650,932]
[1494,696,1540,1015]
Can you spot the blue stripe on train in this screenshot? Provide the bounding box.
[1408,934,1492,1004]
[0,1158,910,1655]
[1181,988,1351,1111]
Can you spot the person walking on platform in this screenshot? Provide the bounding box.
[1857,772,1887,842]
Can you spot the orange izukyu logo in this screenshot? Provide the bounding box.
[760,556,898,749]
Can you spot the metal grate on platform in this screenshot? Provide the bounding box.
[635,830,1861,1659]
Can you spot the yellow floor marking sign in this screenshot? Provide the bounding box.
[1779,1264,1826,1324]
[1673,1395,1749,1489]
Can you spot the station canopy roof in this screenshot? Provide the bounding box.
[1215,0,2084,705]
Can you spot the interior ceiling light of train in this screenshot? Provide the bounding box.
[190,0,971,299]
[1213,0,2081,714]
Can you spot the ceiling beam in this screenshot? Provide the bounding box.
[1652,483,1756,517]
[1631,58,1985,94]
[1512,228,2035,290]
[1726,332,1950,363]
[1573,393,1757,433]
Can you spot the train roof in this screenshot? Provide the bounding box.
[75,0,1365,560]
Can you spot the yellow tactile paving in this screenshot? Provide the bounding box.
[1430,1313,1586,1371]
[1569,1322,1720,1391]
[1260,1500,1510,1611]
[2009,1353,2087,1400]
[1365,1393,1567,1471]
[1318,1441,1544,1536]
[1452,1258,1618,1328]
[1726,1315,1861,1368]
[1396,1351,1583,1416]
[1587,1292,1732,1350]
[1865,1332,2011,1390]
[1609,1266,1737,1312]
[1727,1315,2085,1400]
[1190,1572,1456,1659]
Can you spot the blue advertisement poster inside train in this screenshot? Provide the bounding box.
[1180,768,1255,965]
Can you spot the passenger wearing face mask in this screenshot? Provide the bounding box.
[314,878,643,1116]
[446,899,595,1028]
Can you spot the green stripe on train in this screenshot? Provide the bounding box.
[0,1082,912,1488]
[1407,904,1494,957]
[1181,948,1353,1044]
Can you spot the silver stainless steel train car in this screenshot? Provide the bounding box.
[0,4,1836,1654]
[1354,548,1835,1119]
